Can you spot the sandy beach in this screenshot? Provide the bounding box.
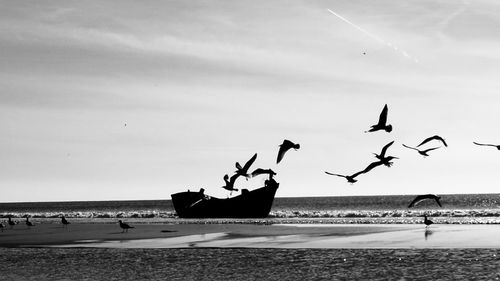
[1,221,500,249]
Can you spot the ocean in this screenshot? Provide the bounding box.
[1,194,499,280]
[1,193,499,224]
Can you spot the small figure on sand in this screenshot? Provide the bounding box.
[61,216,70,229]
[118,220,134,233]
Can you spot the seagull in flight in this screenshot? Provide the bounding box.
[250,168,276,178]
[402,144,440,157]
[221,174,240,192]
[408,194,443,208]
[325,161,383,184]
[277,139,300,164]
[417,135,448,147]
[373,141,398,167]
[473,142,500,150]
[365,104,392,133]
[235,153,257,179]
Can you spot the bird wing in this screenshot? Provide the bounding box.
[324,171,345,178]
[235,162,243,170]
[277,145,289,164]
[402,144,418,151]
[359,161,384,175]
[473,142,495,147]
[377,104,388,126]
[242,153,257,171]
[422,147,440,153]
[229,173,240,185]
[251,168,265,177]
[435,197,442,207]
[408,195,426,208]
[380,141,395,157]
[418,135,447,147]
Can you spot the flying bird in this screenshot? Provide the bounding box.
[221,174,240,192]
[402,144,440,157]
[277,139,300,164]
[235,153,257,179]
[365,104,392,133]
[325,170,365,184]
[251,168,276,178]
[118,220,134,233]
[417,135,448,147]
[373,141,398,167]
[408,194,443,208]
[424,215,434,227]
[473,142,500,150]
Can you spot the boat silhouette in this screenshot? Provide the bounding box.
[171,177,279,218]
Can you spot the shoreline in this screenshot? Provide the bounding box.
[1,222,500,249]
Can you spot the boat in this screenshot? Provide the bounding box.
[171,178,279,218]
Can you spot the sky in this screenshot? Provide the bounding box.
[2,0,500,202]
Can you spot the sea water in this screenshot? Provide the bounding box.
[1,194,499,224]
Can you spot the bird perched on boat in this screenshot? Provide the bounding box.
[25,217,34,228]
[235,153,257,179]
[408,194,442,208]
[277,139,300,164]
[373,141,398,167]
[365,104,392,133]
[250,168,276,178]
[118,220,134,233]
[424,215,433,227]
[221,174,239,192]
[402,144,440,157]
[473,142,500,150]
[8,217,17,229]
[61,216,70,228]
[417,135,448,147]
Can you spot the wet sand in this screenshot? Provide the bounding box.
[1,222,500,249]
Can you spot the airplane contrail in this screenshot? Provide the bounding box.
[327,8,419,63]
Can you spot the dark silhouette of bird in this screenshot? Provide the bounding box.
[365,104,392,133]
[408,194,442,208]
[424,215,433,227]
[325,161,383,184]
[235,153,257,179]
[0,221,5,232]
[325,170,364,183]
[473,142,500,150]
[373,141,398,167]
[61,216,70,228]
[251,168,276,178]
[402,144,440,157]
[417,135,448,147]
[25,217,34,228]
[118,220,134,233]
[221,174,239,192]
[8,217,16,229]
[277,139,300,164]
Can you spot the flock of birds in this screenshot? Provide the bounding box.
[0,216,134,233]
[220,139,300,193]
[323,103,499,227]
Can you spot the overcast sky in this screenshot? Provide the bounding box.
[2,0,500,202]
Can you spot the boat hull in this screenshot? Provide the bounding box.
[171,182,279,218]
